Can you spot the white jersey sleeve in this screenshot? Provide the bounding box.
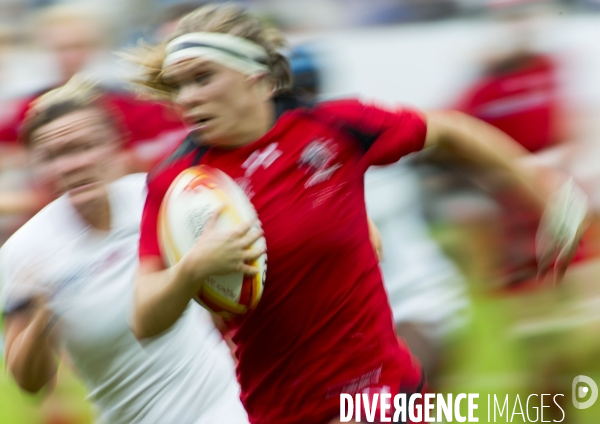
[0,205,57,315]
[1,174,249,424]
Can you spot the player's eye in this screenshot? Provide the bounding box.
[162,75,180,92]
[43,151,57,161]
[194,72,213,85]
[69,142,94,153]
[78,145,93,152]
[46,149,65,160]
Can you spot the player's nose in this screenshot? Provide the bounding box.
[175,83,207,110]
[57,151,94,177]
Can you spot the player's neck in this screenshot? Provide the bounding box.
[231,99,275,148]
[73,189,112,232]
[255,98,276,141]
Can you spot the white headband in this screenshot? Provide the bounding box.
[163,32,270,75]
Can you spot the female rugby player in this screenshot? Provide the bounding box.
[130,4,585,423]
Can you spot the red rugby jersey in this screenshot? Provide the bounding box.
[0,88,186,168]
[456,55,562,153]
[140,96,427,424]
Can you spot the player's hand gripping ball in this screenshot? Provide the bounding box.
[159,165,266,318]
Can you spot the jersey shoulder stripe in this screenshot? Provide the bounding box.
[147,134,208,183]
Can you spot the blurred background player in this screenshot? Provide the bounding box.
[411,4,600,418]
[0,5,188,236]
[1,76,249,424]
[0,5,188,165]
[455,15,566,153]
[420,5,574,289]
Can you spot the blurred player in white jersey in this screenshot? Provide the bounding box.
[365,162,469,376]
[1,76,251,424]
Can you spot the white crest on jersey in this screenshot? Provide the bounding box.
[298,138,341,188]
[239,142,282,199]
[242,142,282,176]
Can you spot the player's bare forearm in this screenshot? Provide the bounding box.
[132,258,202,339]
[424,110,550,210]
[4,310,58,394]
[133,216,263,339]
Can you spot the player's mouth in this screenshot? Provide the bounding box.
[188,115,215,132]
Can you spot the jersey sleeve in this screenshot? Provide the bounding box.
[104,93,188,168]
[139,176,166,267]
[315,99,428,170]
[0,239,42,315]
[0,96,35,144]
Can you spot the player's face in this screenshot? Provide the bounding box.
[30,108,119,207]
[39,21,99,81]
[163,57,271,147]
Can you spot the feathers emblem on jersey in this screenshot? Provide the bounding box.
[298,138,342,187]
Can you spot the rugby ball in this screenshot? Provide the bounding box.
[158,165,266,318]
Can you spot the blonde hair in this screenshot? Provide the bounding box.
[21,75,108,145]
[129,3,292,100]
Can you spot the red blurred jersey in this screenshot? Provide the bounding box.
[457,55,562,153]
[0,88,187,168]
[140,96,427,424]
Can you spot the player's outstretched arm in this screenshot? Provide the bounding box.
[4,298,58,394]
[423,110,589,282]
[132,210,264,339]
[424,110,548,208]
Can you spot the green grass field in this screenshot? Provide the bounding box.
[0,318,93,424]
[0,355,94,424]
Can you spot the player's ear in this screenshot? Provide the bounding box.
[247,73,276,101]
[246,72,272,89]
[246,71,267,85]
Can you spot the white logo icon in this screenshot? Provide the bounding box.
[298,138,341,188]
[572,375,598,409]
[242,143,282,176]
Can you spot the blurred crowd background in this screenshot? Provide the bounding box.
[3,0,600,423]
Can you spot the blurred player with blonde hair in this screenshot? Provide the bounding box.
[1,76,251,424]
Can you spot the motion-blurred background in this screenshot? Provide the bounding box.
[3,0,600,422]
